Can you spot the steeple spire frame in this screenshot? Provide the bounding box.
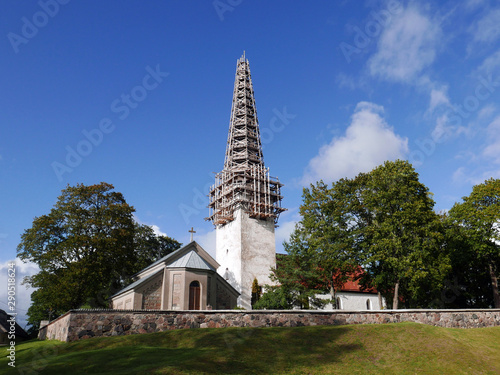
[224,54,264,171]
[207,53,286,227]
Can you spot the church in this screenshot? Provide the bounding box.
[111,53,382,311]
[112,52,284,310]
[111,241,239,310]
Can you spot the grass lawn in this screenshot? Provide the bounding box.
[1,322,499,374]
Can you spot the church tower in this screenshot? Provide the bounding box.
[207,53,286,309]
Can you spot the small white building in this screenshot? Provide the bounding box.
[317,279,386,311]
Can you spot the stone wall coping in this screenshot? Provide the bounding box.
[42,310,72,326]
[68,308,500,314]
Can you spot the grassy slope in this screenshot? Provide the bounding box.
[2,323,499,375]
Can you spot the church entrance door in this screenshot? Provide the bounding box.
[189,281,201,310]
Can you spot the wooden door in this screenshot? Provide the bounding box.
[189,281,201,310]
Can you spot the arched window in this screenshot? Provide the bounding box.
[366,299,371,310]
[189,281,201,310]
[336,297,342,310]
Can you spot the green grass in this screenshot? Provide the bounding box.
[2,323,499,374]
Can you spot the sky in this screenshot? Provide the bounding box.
[1,0,500,328]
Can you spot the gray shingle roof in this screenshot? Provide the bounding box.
[111,268,163,298]
[168,250,215,271]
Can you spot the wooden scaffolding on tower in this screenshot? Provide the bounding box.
[206,52,286,227]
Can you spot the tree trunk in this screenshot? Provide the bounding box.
[488,262,500,308]
[392,280,399,309]
[329,284,337,309]
[378,292,383,310]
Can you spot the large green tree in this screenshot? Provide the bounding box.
[448,178,500,308]
[262,160,448,310]
[438,213,494,308]
[358,160,448,309]
[260,178,366,309]
[18,182,180,329]
[299,179,362,302]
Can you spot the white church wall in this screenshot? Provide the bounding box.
[216,208,243,297]
[112,290,142,310]
[216,208,276,309]
[316,292,385,311]
[240,211,276,308]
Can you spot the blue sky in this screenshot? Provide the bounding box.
[2,0,500,327]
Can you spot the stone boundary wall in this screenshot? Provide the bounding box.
[39,309,500,342]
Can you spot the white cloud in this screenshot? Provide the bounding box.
[0,260,39,330]
[431,113,464,143]
[475,49,500,77]
[302,102,408,184]
[368,5,441,83]
[471,9,500,44]
[133,215,168,237]
[429,86,451,113]
[275,220,297,248]
[464,0,487,10]
[452,167,467,183]
[452,115,500,185]
[150,225,167,237]
[483,115,500,163]
[478,104,497,120]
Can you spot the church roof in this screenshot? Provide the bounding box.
[168,250,215,271]
[134,241,219,278]
[111,268,163,298]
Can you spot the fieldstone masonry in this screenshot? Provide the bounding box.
[39,309,500,342]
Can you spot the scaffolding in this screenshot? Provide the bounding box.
[206,53,286,227]
[207,165,286,226]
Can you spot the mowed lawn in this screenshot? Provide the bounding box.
[2,322,499,374]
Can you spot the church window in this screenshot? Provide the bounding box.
[336,297,342,310]
[366,299,371,310]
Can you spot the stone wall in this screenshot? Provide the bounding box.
[39,309,500,342]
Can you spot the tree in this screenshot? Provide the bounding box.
[299,179,362,303]
[257,231,328,310]
[272,160,448,310]
[437,213,494,308]
[358,160,448,309]
[448,178,500,308]
[133,223,181,271]
[253,284,296,310]
[251,278,262,308]
[18,182,180,329]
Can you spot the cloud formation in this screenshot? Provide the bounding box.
[483,115,500,163]
[0,260,39,330]
[302,102,408,184]
[429,86,451,113]
[470,8,500,44]
[368,5,441,83]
